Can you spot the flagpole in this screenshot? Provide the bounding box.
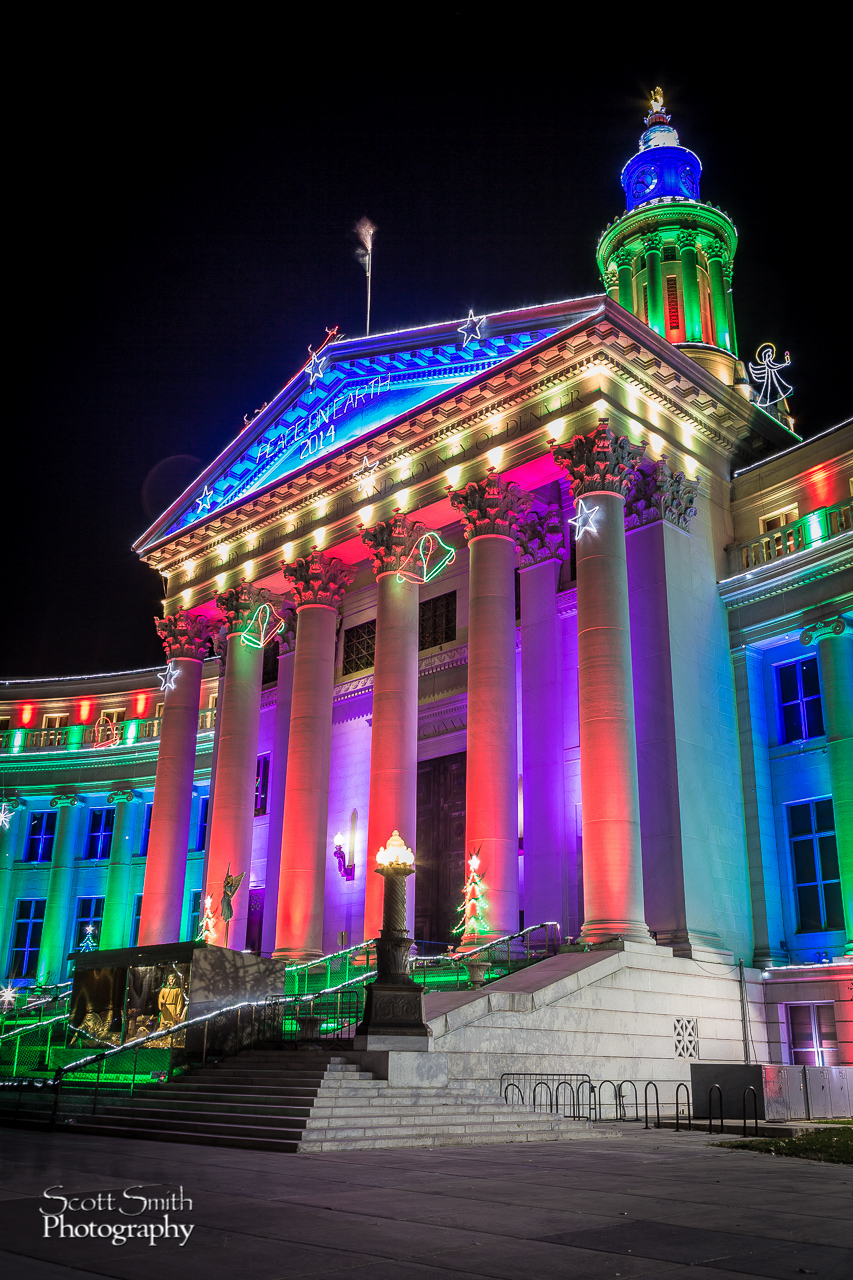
[354,217,377,339]
[366,249,372,337]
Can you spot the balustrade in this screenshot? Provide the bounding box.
[0,710,216,755]
[727,499,853,576]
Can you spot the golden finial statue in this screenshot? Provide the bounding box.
[650,87,665,114]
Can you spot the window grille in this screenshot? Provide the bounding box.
[788,798,843,932]
[777,658,824,744]
[25,812,56,863]
[342,619,376,675]
[662,244,677,262]
[73,896,104,949]
[787,1003,838,1066]
[10,899,45,979]
[255,755,270,816]
[666,277,680,329]
[419,591,456,651]
[85,809,114,860]
[673,1016,698,1059]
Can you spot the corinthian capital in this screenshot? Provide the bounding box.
[551,420,646,499]
[676,229,698,253]
[362,513,426,576]
[275,609,297,655]
[613,246,634,270]
[800,616,852,647]
[448,471,531,542]
[155,610,213,660]
[703,237,727,263]
[624,457,701,532]
[216,581,284,635]
[515,506,567,567]
[642,233,663,256]
[282,550,355,609]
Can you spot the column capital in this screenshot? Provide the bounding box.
[107,788,140,805]
[155,610,213,660]
[282,549,355,610]
[722,261,734,283]
[275,609,297,655]
[642,232,663,255]
[551,419,646,499]
[703,236,728,263]
[800,616,852,646]
[361,512,426,576]
[516,505,567,567]
[50,794,81,809]
[613,246,634,269]
[676,229,698,252]
[448,471,531,542]
[216,581,285,636]
[624,457,701,532]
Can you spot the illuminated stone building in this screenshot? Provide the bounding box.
[1,94,851,1075]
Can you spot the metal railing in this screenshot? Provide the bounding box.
[411,922,562,990]
[726,498,853,576]
[0,710,216,755]
[280,938,378,995]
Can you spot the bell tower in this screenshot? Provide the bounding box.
[597,90,741,384]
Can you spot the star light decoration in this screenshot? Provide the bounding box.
[457,309,485,347]
[0,984,17,1008]
[353,455,379,496]
[567,499,599,539]
[158,662,180,694]
[305,347,328,387]
[195,485,214,515]
[0,803,13,831]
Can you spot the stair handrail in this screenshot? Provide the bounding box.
[411,921,561,974]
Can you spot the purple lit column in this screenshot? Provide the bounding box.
[552,421,652,944]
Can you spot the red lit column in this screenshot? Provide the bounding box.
[260,615,296,957]
[37,795,84,984]
[100,790,140,950]
[274,552,354,960]
[361,514,424,940]
[203,583,278,951]
[450,473,530,940]
[553,421,652,944]
[517,507,568,932]
[138,612,212,946]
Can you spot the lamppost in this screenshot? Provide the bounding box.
[354,831,430,1046]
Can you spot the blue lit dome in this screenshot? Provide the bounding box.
[620,94,702,212]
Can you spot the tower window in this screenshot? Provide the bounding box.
[666,278,680,330]
[663,244,677,262]
[788,799,843,933]
[419,591,456,650]
[342,619,376,675]
[642,284,649,322]
[776,658,824,744]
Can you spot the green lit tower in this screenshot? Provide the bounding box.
[597,89,741,384]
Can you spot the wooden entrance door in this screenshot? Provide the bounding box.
[414,751,466,947]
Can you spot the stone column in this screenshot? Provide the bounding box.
[361,514,425,941]
[613,247,634,313]
[705,239,732,352]
[204,582,280,951]
[138,611,212,946]
[552,420,652,944]
[274,552,354,960]
[100,790,140,951]
[516,507,568,932]
[449,472,530,940]
[676,230,703,343]
[37,795,83,985]
[643,234,665,337]
[0,799,24,964]
[723,261,738,358]
[803,618,853,952]
[260,614,296,957]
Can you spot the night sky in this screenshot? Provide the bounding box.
[7,32,846,681]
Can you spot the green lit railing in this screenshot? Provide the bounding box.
[726,498,853,576]
[0,710,216,756]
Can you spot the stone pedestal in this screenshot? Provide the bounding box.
[355,855,429,1046]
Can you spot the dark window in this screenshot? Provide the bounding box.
[196,796,210,851]
[419,591,457,651]
[777,657,824,744]
[73,897,104,949]
[188,890,202,942]
[85,809,114,860]
[342,619,376,675]
[140,803,153,857]
[666,277,680,329]
[25,812,56,863]
[662,244,677,262]
[255,755,270,816]
[642,283,648,321]
[789,799,843,932]
[129,894,143,947]
[788,1003,838,1067]
[9,899,45,978]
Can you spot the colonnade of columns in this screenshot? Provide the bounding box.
[613,232,733,352]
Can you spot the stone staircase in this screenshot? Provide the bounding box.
[73,1049,589,1152]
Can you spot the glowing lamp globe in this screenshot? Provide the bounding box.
[333,831,344,848]
[375,830,414,867]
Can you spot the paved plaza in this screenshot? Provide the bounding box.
[0,1127,850,1279]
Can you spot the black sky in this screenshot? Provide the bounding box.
[6,21,847,680]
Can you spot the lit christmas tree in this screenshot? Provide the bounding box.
[79,925,98,952]
[453,850,490,943]
[197,895,217,944]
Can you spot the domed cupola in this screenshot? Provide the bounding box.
[621,90,702,210]
[597,90,743,384]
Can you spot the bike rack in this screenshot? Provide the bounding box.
[619,1080,639,1122]
[742,1085,759,1136]
[675,1081,692,1131]
[598,1079,620,1120]
[708,1084,724,1134]
[644,1080,660,1129]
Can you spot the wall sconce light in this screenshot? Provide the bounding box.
[333,831,355,881]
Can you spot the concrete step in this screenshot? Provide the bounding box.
[299,1121,591,1152]
[73,1122,300,1153]
[104,1096,314,1119]
[302,1115,568,1140]
[90,1110,307,1140]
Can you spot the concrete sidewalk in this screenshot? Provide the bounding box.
[0,1126,850,1278]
